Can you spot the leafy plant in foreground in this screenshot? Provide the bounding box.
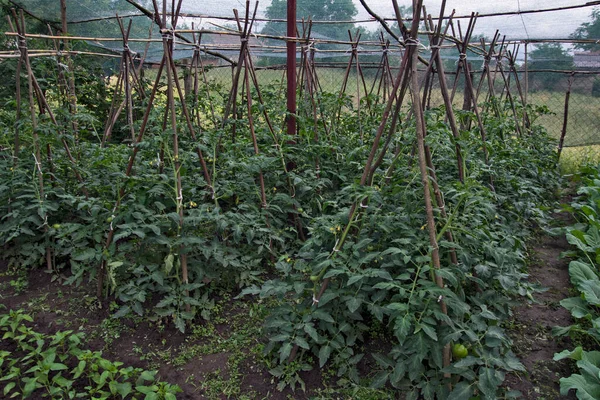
[0,309,182,399]
[554,164,600,398]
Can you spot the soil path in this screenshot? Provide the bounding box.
[505,212,576,399]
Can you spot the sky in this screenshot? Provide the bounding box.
[354,0,594,40]
[180,0,596,41]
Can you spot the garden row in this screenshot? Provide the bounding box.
[0,2,565,397]
[0,309,181,399]
[1,86,561,397]
[555,164,600,398]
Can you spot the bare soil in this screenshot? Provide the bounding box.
[504,209,577,399]
[0,261,323,399]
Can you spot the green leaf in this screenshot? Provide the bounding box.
[115,381,133,398]
[304,324,320,343]
[569,260,599,288]
[369,371,389,389]
[346,297,361,313]
[49,362,68,371]
[72,248,97,262]
[151,272,164,286]
[136,384,158,394]
[294,336,310,350]
[560,297,592,319]
[559,374,600,398]
[416,323,438,341]
[567,230,593,252]
[318,292,338,307]
[319,345,332,367]
[164,254,174,275]
[447,381,474,400]
[394,316,411,342]
[3,382,16,396]
[174,316,186,333]
[477,367,502,398]
[312,309,334,323]
[279,342,293,364]
[144,392,159,400]
[372,353,394,368]
[270,333,290,342]
[386,303,408,313]
[139,370,157,382]
[390,360,406,387]
[347,275,364,286]
[581,280,600,306]
[22,377,39,397]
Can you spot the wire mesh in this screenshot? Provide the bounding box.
[2,0,600,163]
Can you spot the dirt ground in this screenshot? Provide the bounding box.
[0,209,581,399]
[0,259,325,399]
[504,209,577,399]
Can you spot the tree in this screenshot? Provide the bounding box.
[571,7,600,51]
[528,43,573,90]
[262,0,357,42]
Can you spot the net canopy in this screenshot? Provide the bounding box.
[7,0,600,44]
[2,2,600,149]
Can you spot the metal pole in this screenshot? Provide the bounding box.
[524,42,529,126]
[286,0,297,136]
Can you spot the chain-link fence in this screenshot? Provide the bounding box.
[3,0,600,167]
[199,59,600,159]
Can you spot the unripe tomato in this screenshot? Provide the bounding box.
[452,343,468,359]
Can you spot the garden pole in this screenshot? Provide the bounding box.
[506,49,530,131]
[297,20,308,102]
[287,0,297,137]
[496,52,523,138]
[98,54,167,298]
[13,10,52,273]
[25,70,90,198]
[60,0,79,140]
[221,3,255,140]
[237,12,306,241]
[12,11,90,199]
[408,0,451,377]
[420,7,460,267]
[8,14,21,166]
[557,74,574,160]
[524,41,529,129]
[101,69,125,146]
[116,18,137,142]
[311,0,417,315]
[369,35,387,103]
[163,0,190,304]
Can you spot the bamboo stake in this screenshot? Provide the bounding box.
[506,48,530,131]
[12,10,52,273]
[407,2,451,375]
[98,54,167,298]
[8,15,21,167]
[495,51,523,138]
[424,12,464,183]
[159,0,190,305]
[312,0,416,310]
[557,74,574,160]
[60,0,79,141]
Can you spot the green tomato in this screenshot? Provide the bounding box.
[452,343,468,359]
[106,216,113,223]
[310,275,319,282]
[52,224,61,229]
